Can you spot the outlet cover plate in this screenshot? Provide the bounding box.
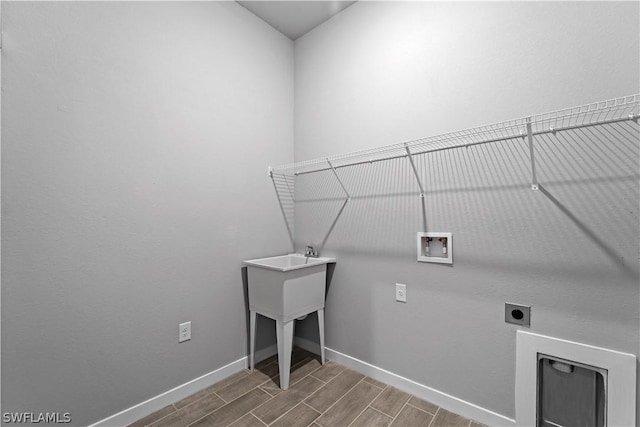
[505,303,531,327]
[179,321,191,342]
[396,283,407,303]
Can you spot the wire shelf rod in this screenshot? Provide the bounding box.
[276,101,638,177]
[291,113,635,177]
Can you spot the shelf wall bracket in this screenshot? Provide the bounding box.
[404,143,425,198]
[327,158,351,200]
[526,118,539,191]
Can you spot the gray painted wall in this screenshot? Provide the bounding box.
[293,1,639,419]
[1,2,293,425]
[3,1,639,424]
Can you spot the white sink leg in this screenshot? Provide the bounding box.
[276,319,294,390]
[249,310,257,371]
[317,309,325,365]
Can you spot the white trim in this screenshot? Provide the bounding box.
[516,331,636,427]
[88,356,248,427]
[312,343,515,427]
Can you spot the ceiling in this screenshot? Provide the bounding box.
[237,1,357,40]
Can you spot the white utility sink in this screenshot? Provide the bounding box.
[244,253,335,272]
[243,253,335,390]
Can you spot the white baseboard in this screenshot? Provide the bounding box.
[294,338,515,427]
[89,357,248,427]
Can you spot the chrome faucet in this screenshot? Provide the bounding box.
[304,244,319,258]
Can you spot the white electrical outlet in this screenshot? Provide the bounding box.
[179,321,191,343]
[395,283,407,303]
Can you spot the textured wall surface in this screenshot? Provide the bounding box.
[293,1,639,418]
[1,2,293,425]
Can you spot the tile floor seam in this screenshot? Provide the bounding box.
[260,355,315,392]
[259,385,278,397]
[258,373,296,394]
[392,394,413,418]
[344,382,388,427]
[308,373,327,384]
[367,405,395,419]
[214,390,230,405]
[308,366,331,383]
[299,401,323,427]
[176,390,216,411]
[183,412,209,427]
[252,366,320,426]
[311,375,368,422]
[427,406,440,427]
[405,402,437,416]
[183,393,240,427]
[371,385,412,418]
[302,401,321,415]
[197,386,274,427]
[259,376,279,391]
[297,379,328,413]
[253,363,306,400]
[362,377,389,390]
[309,363,346,384]
[284,362,315,388]
[216,388,235,404]
[247,411,268,427]
[295,370,326,423]
[267,368,325,427]
[365,405,397,427]
[182,387,264,427]
[263,398,309,426]
[142,405,180,427]
[252,387,278,422]
[264,383,306,424]
[387,399,411,426]
[369,382,386,392]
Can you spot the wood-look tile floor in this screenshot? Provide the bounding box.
[129,347,485,427]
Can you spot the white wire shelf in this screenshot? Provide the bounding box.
[270,94,639,177]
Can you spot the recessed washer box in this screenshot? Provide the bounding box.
[417,232,452,264]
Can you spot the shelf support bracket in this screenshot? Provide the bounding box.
[327,159,351,200]
[526,118,539,191]
[268,166,294,250]
[404,143,425,198]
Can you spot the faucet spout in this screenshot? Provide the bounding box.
[304,245,319,258]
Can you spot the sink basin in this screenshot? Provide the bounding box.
[243,253,335,272]
[243,254,335,321]
[243,253,335,390]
